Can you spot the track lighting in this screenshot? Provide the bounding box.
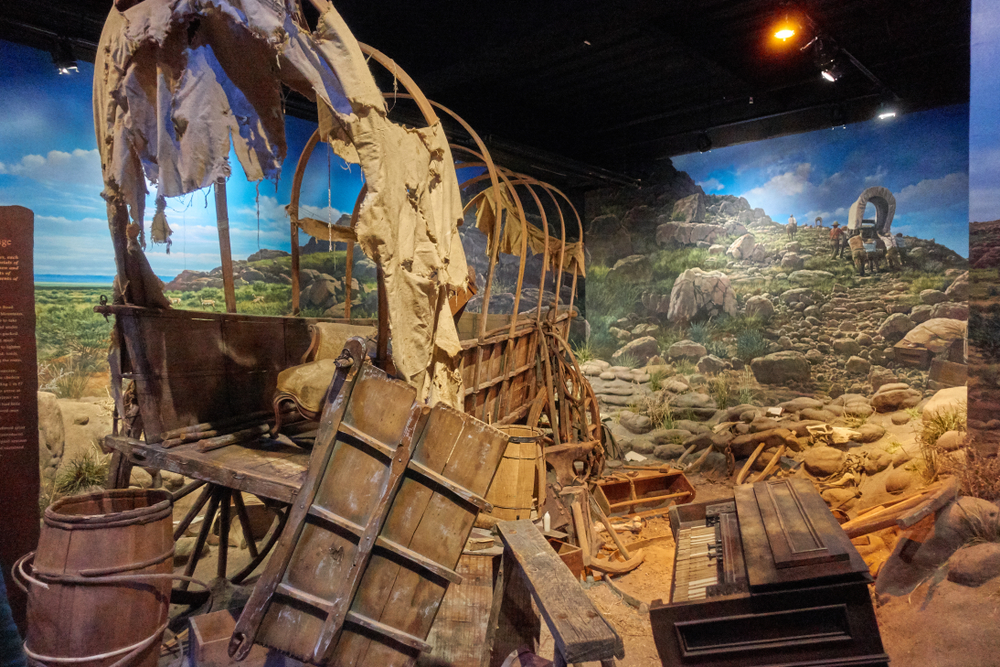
[51,38,78,75]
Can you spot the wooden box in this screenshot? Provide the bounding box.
[595,470,696,518]
[547,538,585,578]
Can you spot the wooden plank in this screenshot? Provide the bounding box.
[214,178,236,312]
[753,479,848,568]
[421,554,495,667]
[488,550,541,667]
[496,521,623,664]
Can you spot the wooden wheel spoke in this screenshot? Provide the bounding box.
[230,506,289,585]
[181,484,221,590]
[217,488,231,579]
[232,491,260,559]
[173,483,213,541]
[171,479,206,503]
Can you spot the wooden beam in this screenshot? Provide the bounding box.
[214,178,237,314]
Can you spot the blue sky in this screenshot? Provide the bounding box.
[0,39,364,278]
[971,0,1000,224]
[673,104,970,257]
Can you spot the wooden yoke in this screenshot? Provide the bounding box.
[488,520,624,667]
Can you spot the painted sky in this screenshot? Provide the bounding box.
[971,0,1000,224]
[0,39,364,279]
[673,104,970,257]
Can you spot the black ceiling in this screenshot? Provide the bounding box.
[1,0,971,187]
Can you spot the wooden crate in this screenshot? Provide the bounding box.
[929,358,967,387]
[595,471,696,517]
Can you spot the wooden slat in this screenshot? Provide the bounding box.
[278,582,335,613]
[407,460,492,511]
[497,521,623,663]
[340,421,395,458]
[344,612,432,653]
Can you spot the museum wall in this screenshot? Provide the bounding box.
[579,104,972,469]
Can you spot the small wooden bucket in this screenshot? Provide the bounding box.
[485,425,543,520]
[23,489,174,667]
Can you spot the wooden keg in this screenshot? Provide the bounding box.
[23,489,174,667]
[485,425,543,520]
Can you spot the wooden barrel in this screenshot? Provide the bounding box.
[485,425,543,520]
[24,489,174,667]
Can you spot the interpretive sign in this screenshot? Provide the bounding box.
[0,205,38,629]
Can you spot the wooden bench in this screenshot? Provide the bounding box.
[487,520,624,667]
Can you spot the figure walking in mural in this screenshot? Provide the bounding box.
[883,232,902,270]
[830,221,844,257]
[894,232,907,265]
[848,231,867,276]
[786,214,798,240]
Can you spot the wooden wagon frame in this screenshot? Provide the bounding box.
[99,38,601,586]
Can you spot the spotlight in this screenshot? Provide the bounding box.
[773,11,798,41]
[775,26,796,40]
[820,64,842,82]
[51,38,78,75]
[696,132,712,153]
[876,100,897,120]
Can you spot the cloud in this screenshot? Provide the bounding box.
[741,163,813,202]
[0,148,103,186]
[697,177,725,191]
[895,172,969,209]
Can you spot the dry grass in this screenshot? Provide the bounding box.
[630,393,676,430]
[917,405,967,482]
[953,495,1000,544]
[941,448,1000,502]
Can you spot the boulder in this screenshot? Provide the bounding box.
[655,221,722,247]
[727,233,757,260]
[781,253,805,270]
[909,305,933,324]
[611,336,659,365]
[868,366,898,392]
[944,271,969,301]
[878,313,916,342]
[743,295,775,320]
[608,255,652,282]
[856,424,886,443]
[931,303,969,320]
[653,443,688,460]
[666,268,737,323]
[803,447,845,476]
[648,429,693,445]
[788,270,834,284]
[885,467,917,494]
[750,351,811,384]
[667,340,707,360]
[619,411,653,434]
[37,392,65,481]
[922,386,966,421]
[670,193,707,223]
[833,338,862,356]
[919,289,949,305]
[845,356,871,375]
[936,430,965,452]
[730,428,796,458]
[696,355,727,375]
[947,543,1000,587]
[871,384,922,413]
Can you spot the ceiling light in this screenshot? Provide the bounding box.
[820,62,843,82]
[51,38,78,75]
[877,100,898,120]
[774,26,796,41]
[696,132,712,153]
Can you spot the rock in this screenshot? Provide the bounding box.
[653,443,688,460]
[619,411,653,434]
[869,367,899,392]
[857,424,886,443]
[871,385,922,413]
[648,429,693,445]
[803,447,846,476]
[37,392,65,480]
[855,333,874,347]
[609,255,652,282]
[609,326,631,342]
[708,244,726,255]
[630,437,656,455]
[800,408,838,422]
[788,270,834,284]
[667,340,708,360]
[727,233,757,260]
[781,253,805,270]
[822,488,858,508]
[129,467,153,489]
[931,303,969,320]
[922,387,967,421]
[161,471,186,490]
[845,356,871,375]
[781,397,824,412]
[936,430,966,452]
[743,295,775,320]
[241,268,266,283]
[750,351,810,384]
[730,428,797,458]
[885,467,917,494]
[891,411,912,425]
[877,313,915,342]
[655,222,722,247]
[59,399,113,466]
[919,289,949,305]
[892,447,914,467]
[696,355,727,374]
[864,451,893,475]
[944,271,969,301]
[909,305,933,323]
[670,193,707,223]
[632,323,659,337]
[611,336,659,365]
[666,268,737,323]
[805,349,824,363]
[833,338,862,356]
[173,537,210,565]
[947,543,1000,587]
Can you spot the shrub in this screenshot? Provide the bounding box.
[54,447,109,498]
[708,376,733,409]
[736,330,769,363]
[687,321,717,344]
[614,352,640,369]
[572,342,596,363]
[737,367,756,405]
[917,405,967,482]
[649,369,665,392]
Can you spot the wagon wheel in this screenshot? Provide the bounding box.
[170,481,290,594]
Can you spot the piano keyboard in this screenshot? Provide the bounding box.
[671,525,720,602]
